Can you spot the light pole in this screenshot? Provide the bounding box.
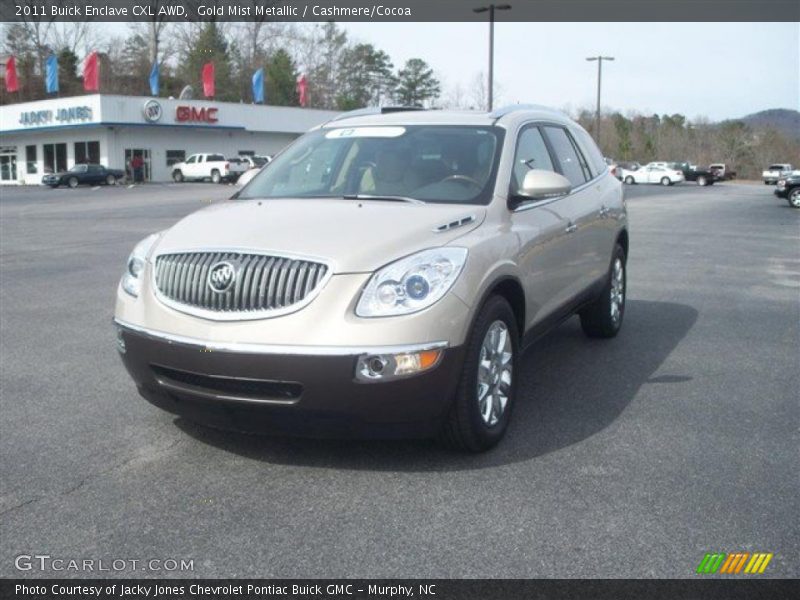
[474,4,511,111]
[586,55,614,146]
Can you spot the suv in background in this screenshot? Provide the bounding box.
[114,105,628,452]
[762,164,793,185]
[774,172,800,208]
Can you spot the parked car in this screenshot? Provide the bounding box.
[762,163,793,185]
[709,163,736,181]
[669,161,716,186]
[43,163,125,188]
[239,155,272,169]
[171,153,249,184]
[621,164,685,185]
[774,172,800,208]
[114,105,628,452]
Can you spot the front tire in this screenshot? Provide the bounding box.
[68,177,79,188]
[624,176,635,185]
[580,244,626,338]
[440,295,519,452]
[788,188,800,209]
[660,177,671,186]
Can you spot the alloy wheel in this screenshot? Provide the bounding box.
[477,320,513,427]
[610,258,625,324]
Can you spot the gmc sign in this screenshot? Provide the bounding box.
[176,106,219,123]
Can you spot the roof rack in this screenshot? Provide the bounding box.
[489,103,557,119]
[328,106,426,123]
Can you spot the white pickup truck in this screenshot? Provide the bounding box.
[762,163,793,185]
[171,153,249,184]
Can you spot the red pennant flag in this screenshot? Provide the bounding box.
[202,62,215,98]
[5,56,19,93]
[83,51,99,91]
[296,74,308,107]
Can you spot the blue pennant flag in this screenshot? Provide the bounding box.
[252,68,265,104]
[45,54,59,94]
[149,60,159,96]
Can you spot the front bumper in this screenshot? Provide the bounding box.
[774,186,789,198]
[115,320,464,438]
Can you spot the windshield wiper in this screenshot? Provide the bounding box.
[343,194,424,205]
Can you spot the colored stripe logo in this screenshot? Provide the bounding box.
[697,552,773,574]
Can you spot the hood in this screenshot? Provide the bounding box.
[153,198,486,273]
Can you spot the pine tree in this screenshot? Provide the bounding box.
[395,59,440,107]
[265,49,298,106]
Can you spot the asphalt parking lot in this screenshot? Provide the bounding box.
[1,181,798,578]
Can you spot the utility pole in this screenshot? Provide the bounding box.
[586,56,614,146]
[474,4,511,111]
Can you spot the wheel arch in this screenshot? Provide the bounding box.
[471,275,526,339]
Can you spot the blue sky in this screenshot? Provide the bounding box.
[344,22,800,120]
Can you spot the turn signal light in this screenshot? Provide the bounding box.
[356,348,444,382]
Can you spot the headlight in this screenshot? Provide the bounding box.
[356,248,468,317]
[121,233,160,297]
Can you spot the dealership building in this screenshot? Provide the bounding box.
[0,94,339,185]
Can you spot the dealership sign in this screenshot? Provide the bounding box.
[18,106,93,126]
[176,106,219,124]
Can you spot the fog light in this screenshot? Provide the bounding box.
[356,348,443,382]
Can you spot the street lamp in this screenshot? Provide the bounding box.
[586,55,614,146]
[474,4,511,111]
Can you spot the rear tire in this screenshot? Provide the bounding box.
[106,174,116,185]
[697,176,708,186]
[624,176,634,185]
[660,177,671,186]
[580,244,626,338]
[211,170,221,184]
[789,188,800,209]
[68,177,79,188]
[440,295,519,452]
[172,170,184,183]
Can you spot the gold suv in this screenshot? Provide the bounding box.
[114,105,628,451]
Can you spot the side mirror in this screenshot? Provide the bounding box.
[510,170,572,209]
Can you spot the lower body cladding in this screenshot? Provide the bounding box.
[115,322,464,439]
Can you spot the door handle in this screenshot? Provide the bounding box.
[599,205,610,217]
[565,222,578,234]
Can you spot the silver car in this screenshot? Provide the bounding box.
[114,105,628,452]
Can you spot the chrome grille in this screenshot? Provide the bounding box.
[154,252,329,318]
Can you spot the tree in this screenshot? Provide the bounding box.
[613,113,633,159]
[178,22,236,101]
[336,43,395,110]
[395,58,440,107]
[56,48,81,96]
[304,22,348,109]
[265,48,298,106]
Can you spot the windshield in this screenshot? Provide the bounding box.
[239,125,503,205]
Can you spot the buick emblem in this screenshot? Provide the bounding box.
[208,262,235,293]
[142,99,163,123]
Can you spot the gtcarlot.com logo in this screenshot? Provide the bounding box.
[14,554,194,572]
[696,552,773,574]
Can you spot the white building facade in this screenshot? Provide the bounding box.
[0,95,338,184]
